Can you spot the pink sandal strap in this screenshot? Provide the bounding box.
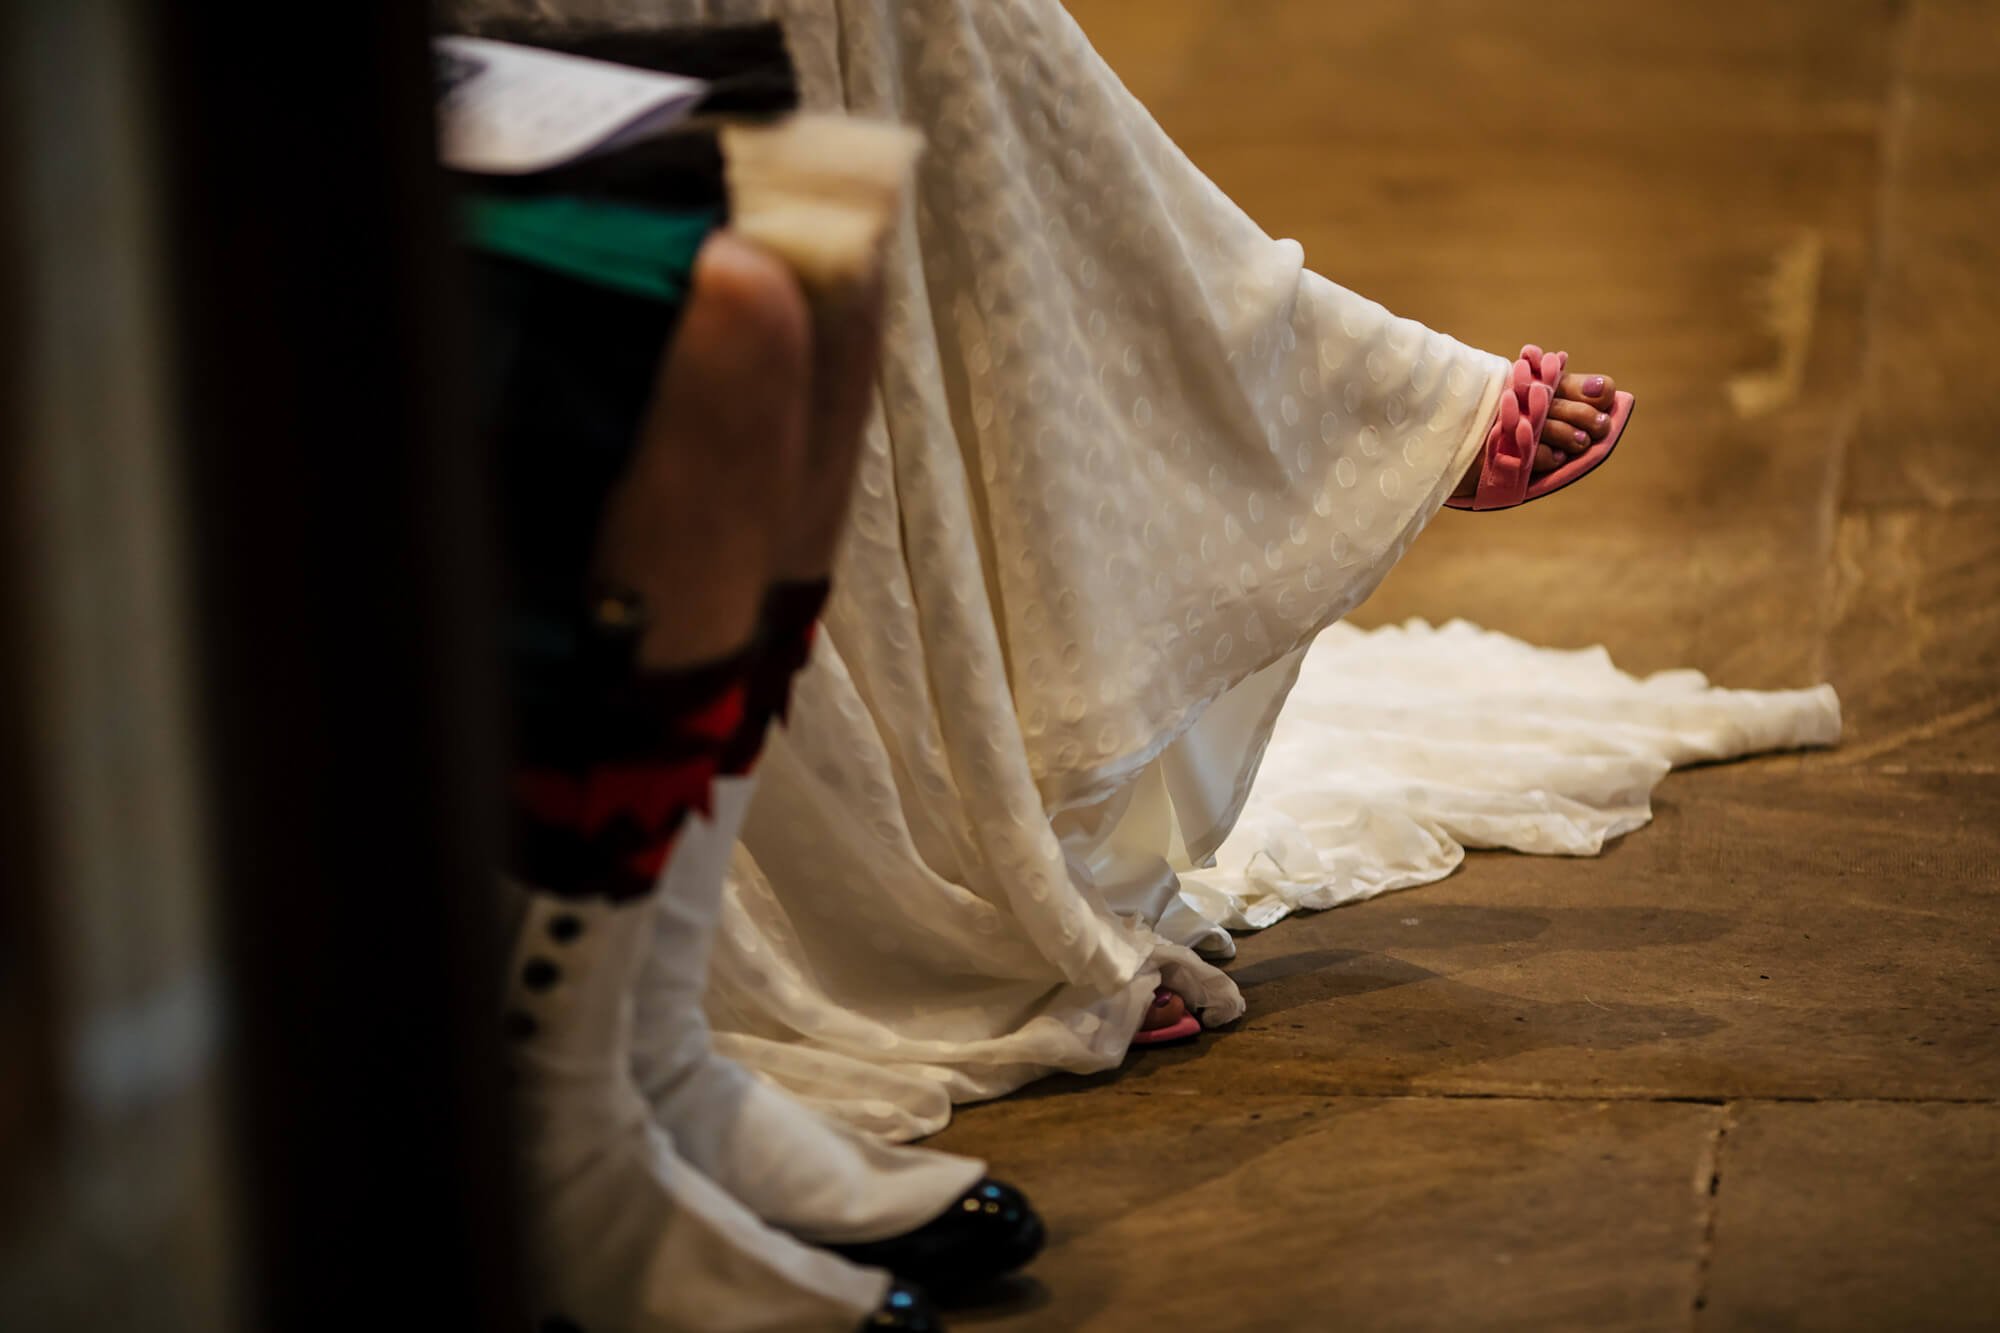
[1448,344,1568,511]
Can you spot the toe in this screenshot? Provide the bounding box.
[1556,370,1617,410]
[1534,442,1567,474]
[1548,396,1613,439]
[1140,989,1191,1031]
[1540,414,1592,457]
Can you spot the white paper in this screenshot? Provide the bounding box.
[435,36,708,176]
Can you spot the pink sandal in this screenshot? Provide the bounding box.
[1444,345,1634,511]
[1129,986,1202,1046]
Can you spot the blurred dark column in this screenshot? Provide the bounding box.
[139,4,523,1329]
[0,0,57,1238]
[3,1,241,1325]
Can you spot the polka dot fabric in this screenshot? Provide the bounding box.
[457,0,1507,1137]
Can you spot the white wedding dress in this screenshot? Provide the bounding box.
[460,0,1841,1140]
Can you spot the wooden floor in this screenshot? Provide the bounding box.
[930,3,2000,1329]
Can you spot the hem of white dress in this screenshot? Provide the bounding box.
[1031,356,1511,835]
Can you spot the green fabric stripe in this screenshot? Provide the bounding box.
[463,195,717,304]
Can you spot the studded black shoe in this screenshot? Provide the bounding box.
[859,1281,944,1331]
[828,1178,1044,1298]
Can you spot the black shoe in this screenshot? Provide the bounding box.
[859,1281,944,1331]
[829,1178,1045,1298]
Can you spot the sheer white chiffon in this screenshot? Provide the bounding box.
[1178,620,1841,952]
[457,0,1842,1140]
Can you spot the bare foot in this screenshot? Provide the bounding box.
[1453,367,1620,499]
[1138,987,1193,1036]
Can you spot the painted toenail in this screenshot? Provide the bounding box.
[1574,428,1589,447]
[1583,375,1606,397]
[1596,413,1609,431]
